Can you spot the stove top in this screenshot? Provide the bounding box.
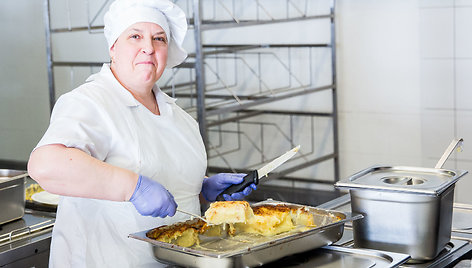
[259,230,471,268]
[316,194,472,268]
[249,189,472,268]
[190,188,472,267]
[0,210,55,266]
[401,239,472,268]
[260,243,410,267]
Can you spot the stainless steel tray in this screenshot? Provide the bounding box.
[129,200,362,268]
[281,245,410,267]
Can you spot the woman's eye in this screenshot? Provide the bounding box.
[153,36,166,42]
[130,34,140,39]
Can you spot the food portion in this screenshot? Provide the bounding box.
[204,201,254,225]
[146,201,326,248]
[25,183,44,201]
[232,204,316,236]
[146,218,222,247]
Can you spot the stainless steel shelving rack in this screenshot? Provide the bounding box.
[186,0,339,184]
[43,0,339,185]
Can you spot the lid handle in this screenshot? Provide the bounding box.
[435,138,463,169]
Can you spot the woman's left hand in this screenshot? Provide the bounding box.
[201,173,257,202]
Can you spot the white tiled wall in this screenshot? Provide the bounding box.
[421,3,472,203]
[337,0,472,203]
[2,0,472,203]
[336,0,422,177]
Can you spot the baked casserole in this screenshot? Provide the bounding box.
[146,201,320,247]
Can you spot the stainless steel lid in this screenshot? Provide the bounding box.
[0,169,28,184]
[335,165,468,195]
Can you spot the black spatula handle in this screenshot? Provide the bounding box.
[215,170,259,201]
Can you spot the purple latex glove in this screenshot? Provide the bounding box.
[201,173,257,202]
[129,175,177,217]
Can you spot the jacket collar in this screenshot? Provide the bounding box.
[87,64,177,107]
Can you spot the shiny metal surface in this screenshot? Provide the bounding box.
[335,231,472,268]
[452,203,472,243]
[0,212,55,267]
[175,208,207,223]
[350,186,454,260]
[259,245,410,268]
[400,240,471,268]
[452,203,472,232]
[0,169,27,225]
[257,145,300,179]
[130,201,362,267]
[334,166,468,261]
[311,245,409,267]
[335,166,467,195]
[319,194,472,267]
[435,138,463,169]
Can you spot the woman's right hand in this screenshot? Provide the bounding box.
[129,175,177,217]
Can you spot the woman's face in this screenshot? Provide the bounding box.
[109,22,168,90]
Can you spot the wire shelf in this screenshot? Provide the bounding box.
[43,0,339,184]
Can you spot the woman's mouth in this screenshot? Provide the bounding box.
[136,61,155,66]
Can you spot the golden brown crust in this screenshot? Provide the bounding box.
[251,204,315,227]
[146,202,322,247]
[146,218,207,242]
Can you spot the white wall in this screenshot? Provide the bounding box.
[336,0,472,203]
[0,0,50,161]
[1,0,472,203]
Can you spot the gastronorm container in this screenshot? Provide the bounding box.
[335,165,468,261]
[129,200,362,268]
[0,169,27,225]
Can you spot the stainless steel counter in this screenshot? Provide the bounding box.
[157,192,472,267]
[6,192,471,268]
[316,194,472,268]
[0,210,55,268]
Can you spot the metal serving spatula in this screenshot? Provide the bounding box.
[176,208,207,223]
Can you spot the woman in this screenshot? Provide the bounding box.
[27,0,255,266]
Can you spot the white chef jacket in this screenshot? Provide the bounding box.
[35,64,207,267]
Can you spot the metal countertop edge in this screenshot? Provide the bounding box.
[316,193,351,210]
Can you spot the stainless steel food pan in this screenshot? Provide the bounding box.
[0,169,27,225]
[129,200,362,268]
[350,185,454,261]
[335,165,468,261]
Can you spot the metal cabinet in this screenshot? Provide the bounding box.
[43,0,339,186]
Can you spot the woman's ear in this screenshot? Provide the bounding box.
[109,44,116,63]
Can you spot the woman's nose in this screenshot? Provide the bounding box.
[141,39,155,54]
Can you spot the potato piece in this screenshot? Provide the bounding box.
[204,201,254,225]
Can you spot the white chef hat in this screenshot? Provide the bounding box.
[104,0,188,68]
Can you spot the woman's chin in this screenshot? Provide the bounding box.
[136,71,158,84]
